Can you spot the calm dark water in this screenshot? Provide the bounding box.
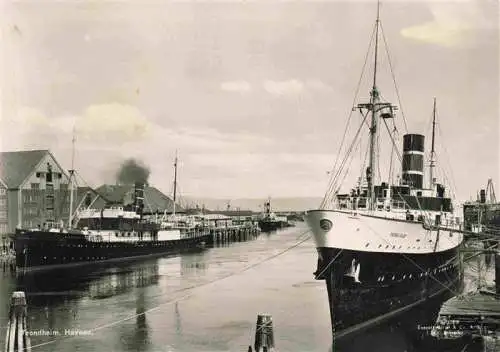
[0,224,492,352]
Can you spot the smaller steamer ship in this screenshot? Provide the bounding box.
[14,161,212,272]
[258,199,287,232]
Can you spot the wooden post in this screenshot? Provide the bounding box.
[254,314,275,352]
[4,291,31,352]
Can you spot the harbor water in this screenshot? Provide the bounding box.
[0,224,494,352]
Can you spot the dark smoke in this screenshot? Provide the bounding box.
[116,158,150,185]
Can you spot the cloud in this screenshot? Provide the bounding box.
[1,107,62,150]
[220,81,252,93]
[178,152,334,198]
[400,0,491,47]
[263,80,304,96]
[305,79,333,92]
[0,104,152,152]
[75,103,151,141]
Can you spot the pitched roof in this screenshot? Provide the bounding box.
[91,184,183,213]
[0,150,49,188]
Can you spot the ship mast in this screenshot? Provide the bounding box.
[172,150,178,216]
[68,126,76,229]
[367,1,381,210]
[429,97,437,189]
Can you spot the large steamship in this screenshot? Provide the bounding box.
[14,164,212,272]
[304,3,463,342]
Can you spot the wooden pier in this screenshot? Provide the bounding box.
[210,225,260,245]
[431,244,499,350]
[4,291,31,352]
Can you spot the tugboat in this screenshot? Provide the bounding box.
[257,199,286,232]
[304,2,463,344]
[14,163,212,273]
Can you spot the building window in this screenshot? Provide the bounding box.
[31,183,40,190]
[0,211,6,220]
[0,189,5,195]
[0,199,5,206]
[23,195,35,203]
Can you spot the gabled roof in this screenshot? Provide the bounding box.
[0,150,49,189]
[90,184,183,214]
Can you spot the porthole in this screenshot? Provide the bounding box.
[319,219,333,231]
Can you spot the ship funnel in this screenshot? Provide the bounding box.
[402,134,424,189]
[479,189,486,203]
[134,182,145,215]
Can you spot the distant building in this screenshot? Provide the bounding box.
[0,150,76,242]
[85,184,183,215]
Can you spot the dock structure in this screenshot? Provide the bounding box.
[204,214,261,245]
[4,291,31,352]
[431,243,500,348]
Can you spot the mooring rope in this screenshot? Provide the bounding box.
[28,230,312,350]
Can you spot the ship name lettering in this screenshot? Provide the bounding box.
[389,232,407,238]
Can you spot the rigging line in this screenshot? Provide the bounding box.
[334,127,365,193]
[322,111,370,208]
[376,125,382,183]
[331,132,364,203]
[358,131,371,187]
[435,122,458,196]
[331,108,371,191]
[463,242,499,262]
[28,233,312,351]
[434,155,457,201]
[331,125,365,201]
[326,109,371,195]
[322,114,365,207]
[73,171,113,205]
[358,217,463,298]
[314,249,344,281]
[388,126,396,186]
[326,21,378,187]
[379,22,409,134]
[381,119,437,220]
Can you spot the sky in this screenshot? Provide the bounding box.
[0,0,498,202]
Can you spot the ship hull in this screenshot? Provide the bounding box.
[319,246,462,341]
[305,210,464,342]
[258,220,283,233]
[14,230,213,273]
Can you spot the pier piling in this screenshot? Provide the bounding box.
[253,314,275,352]
[5,291,31,352]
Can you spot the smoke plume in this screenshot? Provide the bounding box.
[116,158,150,185]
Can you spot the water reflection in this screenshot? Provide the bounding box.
[89,265,159,299]
[181,251,208,277]
[14,261,161,305]
[175,302,182,336]
[119,290,150,352]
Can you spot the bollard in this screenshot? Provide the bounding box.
[254,314,275,352]
[5,291,31,352]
